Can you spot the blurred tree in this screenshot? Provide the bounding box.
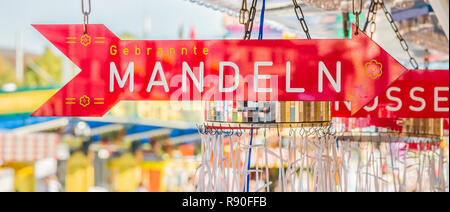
[0,47,63,89]
[24,47,62,87]
[119,33,137,40]
[0,55,16,86]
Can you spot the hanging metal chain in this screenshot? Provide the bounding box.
[364,0,380,38]
[380,0,419,69]
[239,0,249,25]
[363,0,375,31]
[342,12,350,38]
[424,48,430,70]
[293,0,311,39]
[368,3,379,38]
[243,0,258,40]
[352,0,362,35]
[81,0,91,34]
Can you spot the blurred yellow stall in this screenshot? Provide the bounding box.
[0,89,56,115]
[109,153,141,192]
[65,152,93,192]
[0,162,35,192]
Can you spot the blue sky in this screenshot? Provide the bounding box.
[0,0,225,54]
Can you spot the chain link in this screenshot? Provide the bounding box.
[81,0,91,34]
[367,1,379,38]
[352,0,362,35]
[424,48,430,70]
[239,0,249,25]
[363,0,375,31]
[243,0,258,40]
[342,12,350,38]
[380,0,419,69]
[292,0,311,39]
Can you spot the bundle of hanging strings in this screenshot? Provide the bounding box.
[193,125,263,192]
[194,122,449,192]
[282,125,342,192]
[194,125,266,192]
[194,124,348,192]
[338,136,448,192]
[334,119,449,192]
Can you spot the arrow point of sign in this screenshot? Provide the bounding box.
[348,24,409,115]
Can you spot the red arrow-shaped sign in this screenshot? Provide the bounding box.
[31,24,407,117]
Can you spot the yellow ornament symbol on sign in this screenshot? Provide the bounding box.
[364,60,383,80]
[80,95,91,107]
[80,34,92,47]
